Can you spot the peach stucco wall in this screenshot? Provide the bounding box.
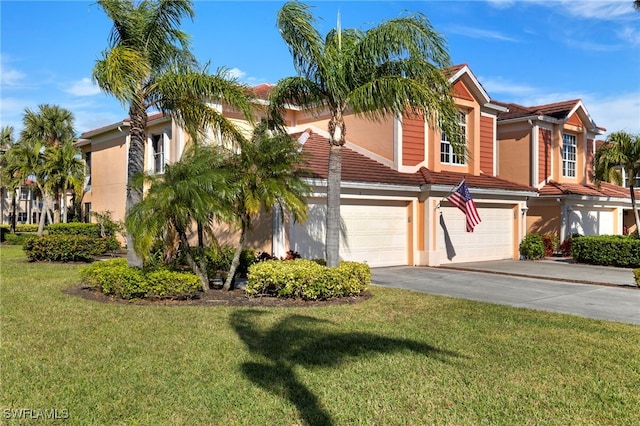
[527,205,560,237]
[497,123,531,186]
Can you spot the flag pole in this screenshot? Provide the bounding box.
[436,179,465,210]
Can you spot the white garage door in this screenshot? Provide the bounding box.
[570,208,614,236]
[437,205,513,264]
[290,199,408,267]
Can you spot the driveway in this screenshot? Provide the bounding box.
[370,263,640,325]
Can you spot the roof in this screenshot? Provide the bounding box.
[494,99,582,122]
[539,180,635,199]
[293,130,536,193]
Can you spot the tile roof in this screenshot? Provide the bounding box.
[494,99,581,121]
[293,130,536,193]
[538,180,635,199]
[250,83,274,100]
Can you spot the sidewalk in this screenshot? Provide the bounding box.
[438,258,638,288]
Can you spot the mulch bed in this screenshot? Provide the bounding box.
[64,285,372,307]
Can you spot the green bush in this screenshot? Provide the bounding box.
[16,224,39,233]
[80,259,200,300]
[633,269,640,286]
[519,234,546,260]
[4,232,37,246]
[246,259,370,300]
[48,223,101,237]
[23,235,108,262]
[571,235,640,268]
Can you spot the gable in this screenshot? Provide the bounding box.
[566,112,584,128]
[452,81,474,102]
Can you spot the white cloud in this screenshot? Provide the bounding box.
[485,0,637,20]
[0,67,25,87]
[585,93,640,136]
[448,25,518,42]
[618,26,640,45]
[65,77,101,97]
[227,67,247,80]
[480,76,538,98]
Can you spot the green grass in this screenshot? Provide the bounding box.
[1,245,639,425]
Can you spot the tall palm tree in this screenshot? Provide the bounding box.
[634,0,640,11]
[2,139,48,235]
[592,131,640,234]
[18,105,77,232]
[1,126,17,229]
[44,140,85,223]
[269,1,464,267]
[126,144,234,291]
[93,0,254,268]
[222,122,310,290]
[20,104,76,148]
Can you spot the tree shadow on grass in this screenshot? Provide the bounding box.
[231,310,460,426]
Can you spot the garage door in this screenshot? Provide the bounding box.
[289,199,408,267]
[570,208,614,236]
[437,205,513,264]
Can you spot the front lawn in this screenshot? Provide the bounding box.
[1,245,638,425]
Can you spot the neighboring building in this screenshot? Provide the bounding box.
[494,99,636,240]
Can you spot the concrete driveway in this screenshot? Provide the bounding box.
[370,262,640,325]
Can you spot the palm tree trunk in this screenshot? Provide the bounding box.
[326,145,342,268]
[10,192,16,233]
[178,230,209,292]
[37,192,51,236]
[224,217,248,291]
[630,184,640,236]
[125,104,146,268]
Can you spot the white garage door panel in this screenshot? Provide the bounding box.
[570,209,614,236]
[438,206,513,264]
[290,200,408,267]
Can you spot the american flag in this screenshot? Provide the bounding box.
[447,180,482,232]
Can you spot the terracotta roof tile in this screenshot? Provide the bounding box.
[294,130,536,193]
[249,83,274,100]
[494,99,581,122]
[539,180,635,198]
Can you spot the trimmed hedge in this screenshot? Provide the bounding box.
[571,235,640,268]
[23,235,108,262]
[48,223,101,237]
[16,224,39,233]
[246,259,370,300]
[80,259,201,300]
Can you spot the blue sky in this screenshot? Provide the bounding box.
[1,0,639,138]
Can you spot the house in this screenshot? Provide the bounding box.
[76,64,538,267]
[263,64,537,267]
[494,99,636,241]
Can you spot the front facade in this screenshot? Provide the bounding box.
[494,99,634,241]
[269,64,536,267]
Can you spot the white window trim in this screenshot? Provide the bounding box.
[562,133,577,177]
[440,111,467,165]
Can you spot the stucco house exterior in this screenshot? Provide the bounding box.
[76,64,537,267]
[494,99,636,241]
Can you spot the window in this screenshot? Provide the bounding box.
[151,134,165,174]
[85,152,92,188]
[17,212,27,223]
[562,133,577,177]
[440,111,467,165]
[19,186,30,201]
[84,202,92,223]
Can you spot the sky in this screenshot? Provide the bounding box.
[1,0,639,139]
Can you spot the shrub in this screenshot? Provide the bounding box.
[23,235,108,262]
[541,234,559,256]
[571,235,640,268]
[519,234,546,260]
[80,259,201,300]
[4,232,36,246]
[48,223,101,237]
[634,269,640,286]
[16,224,39,233]
[246,259,369,300]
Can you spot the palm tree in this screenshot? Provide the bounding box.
[269,1,464,267]
[126,144,234,291]
[2,139,48,235]
[222,122,310,290]
[44,140,85,223]
[635,0,640,11]
[18,104,77,232]
[20,104,76,148]
[1,126,17,229]
[592,131,640,234]
[93,0,254,268]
